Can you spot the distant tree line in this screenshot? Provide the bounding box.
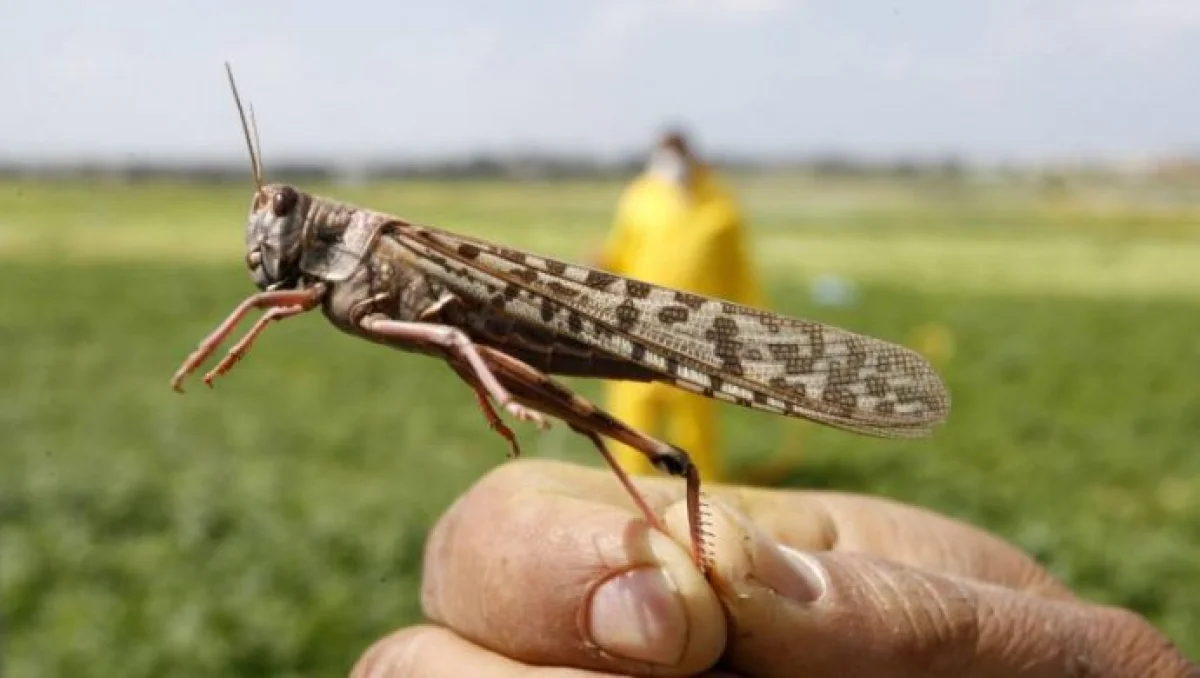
[0,151,1195,183]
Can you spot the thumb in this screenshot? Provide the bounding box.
[666,499,1196,678]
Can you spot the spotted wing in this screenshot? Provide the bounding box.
[395,223,950,438]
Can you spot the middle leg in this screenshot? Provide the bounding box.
[469,345,712,575]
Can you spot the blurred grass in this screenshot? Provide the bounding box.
[1,174,1198,676]
[5,175,1200,297]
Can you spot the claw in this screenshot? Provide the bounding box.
[505,400,550,430]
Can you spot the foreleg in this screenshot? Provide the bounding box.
[171,285,326,392]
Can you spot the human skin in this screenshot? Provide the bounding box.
[350,459,1197,678]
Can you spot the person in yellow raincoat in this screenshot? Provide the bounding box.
[593,130,766,483]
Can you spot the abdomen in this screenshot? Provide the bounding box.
[454,305,659,382]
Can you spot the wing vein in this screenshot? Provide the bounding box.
[392,223,950,438]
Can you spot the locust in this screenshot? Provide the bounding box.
[170,65,951,574]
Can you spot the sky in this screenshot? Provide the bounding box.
[2,0,1198,164]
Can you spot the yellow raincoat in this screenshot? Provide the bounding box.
[597,166,765,482]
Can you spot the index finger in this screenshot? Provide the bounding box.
[722,485,1074,600]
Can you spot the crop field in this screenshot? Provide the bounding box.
[2,172,1199,676]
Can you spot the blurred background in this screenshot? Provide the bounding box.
[2,1,1198,675]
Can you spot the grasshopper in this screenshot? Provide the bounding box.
[171,65,951,573]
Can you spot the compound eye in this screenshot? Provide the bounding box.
[271,186,298,217]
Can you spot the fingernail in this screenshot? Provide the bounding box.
[587,567,688,666]
[704,500,828,604]
[764,544,828,604]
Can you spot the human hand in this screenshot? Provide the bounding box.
[351,459,1196,677]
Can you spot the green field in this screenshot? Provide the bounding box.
[3,174,1199,676]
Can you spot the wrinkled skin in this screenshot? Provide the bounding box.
[351,459,1197,678]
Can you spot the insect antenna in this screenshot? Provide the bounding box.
[248,103,265,184]
[223,62,263,193]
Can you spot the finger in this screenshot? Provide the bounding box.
[349,624,698,678]
[664,500,1197,678]
[420,460,726,677]
[722,486,1074,600]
